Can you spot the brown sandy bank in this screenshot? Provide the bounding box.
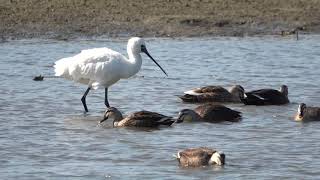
[1,0,320,39]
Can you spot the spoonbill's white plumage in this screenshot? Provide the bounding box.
[54,37,167,112]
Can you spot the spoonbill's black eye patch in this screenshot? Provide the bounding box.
[141,45,146,51]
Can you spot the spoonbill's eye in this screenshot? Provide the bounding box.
[141,45,146,51]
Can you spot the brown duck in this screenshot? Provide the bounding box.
[178,85,245,103]
[295,103,320,121]
[175,147,225,167]
[177,103,242,123]
[99,107,176,128]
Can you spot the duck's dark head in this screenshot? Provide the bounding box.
[298,103,307,117]
[209,151,225,166]
[177,109,200,123]
[230,85,245,100]
[99,107,123,124]
[280,85,288,97]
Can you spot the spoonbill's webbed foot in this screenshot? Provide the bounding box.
[81,87,91,112]
[105,88,110,108]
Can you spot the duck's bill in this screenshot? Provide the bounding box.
[141,47,168,76]
[99,115,108,124]
[175,113,184,123]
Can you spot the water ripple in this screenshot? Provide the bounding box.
[1,36,320,179]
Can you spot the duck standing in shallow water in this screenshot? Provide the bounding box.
[178,85,245,103]
[175,147,225,167]
[241,85,289,105]
[99,107,176,128]
[177,103,242,123]
[295,103,320,121]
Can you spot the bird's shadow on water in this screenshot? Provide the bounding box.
[180,165,225,170]
[63,114,103,128]
[176,164,226,176]
[65,113,103,120]
[98,123,173,132]
[294,120,320,127]
[178,120,240,125]
[63,113,176,133]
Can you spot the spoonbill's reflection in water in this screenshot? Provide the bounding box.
[54,37,167,112]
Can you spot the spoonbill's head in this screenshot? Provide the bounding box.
[176,109,200,123]
[128,37,168,76]
[99,107,123,124]
[128,37,147,54]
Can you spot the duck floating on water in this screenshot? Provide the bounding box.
[295,103,320,121]
[175,147,225,167]
[178,85,245,103]
[99,107,177,128]
[177,103,242,123]
[241,85,289,105]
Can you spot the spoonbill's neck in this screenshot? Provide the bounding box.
[121,48,142,78]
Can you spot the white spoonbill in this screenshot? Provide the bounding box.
[54,37,167,112]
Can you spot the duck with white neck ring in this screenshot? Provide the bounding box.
[54,37,168,112]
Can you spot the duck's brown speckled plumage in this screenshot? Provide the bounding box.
[116,110,175,127]
[194,103,242,122]
[193,86,228,94]
[295,103,320,121]
[177,147,225,167]
[179,85,243,103]
[101,107,176,128]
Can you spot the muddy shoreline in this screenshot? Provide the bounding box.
[1,0,320,40]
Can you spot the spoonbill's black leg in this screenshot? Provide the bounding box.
[81,87,91,112]
[105,88,110,108]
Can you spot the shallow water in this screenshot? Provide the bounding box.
[1,36,320,179]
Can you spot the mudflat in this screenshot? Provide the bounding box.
[1,0,319,39]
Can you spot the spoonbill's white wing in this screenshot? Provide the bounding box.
[54,48,127,89]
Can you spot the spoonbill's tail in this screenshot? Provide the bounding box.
[54,57,74,79]
[33,56,74,81]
